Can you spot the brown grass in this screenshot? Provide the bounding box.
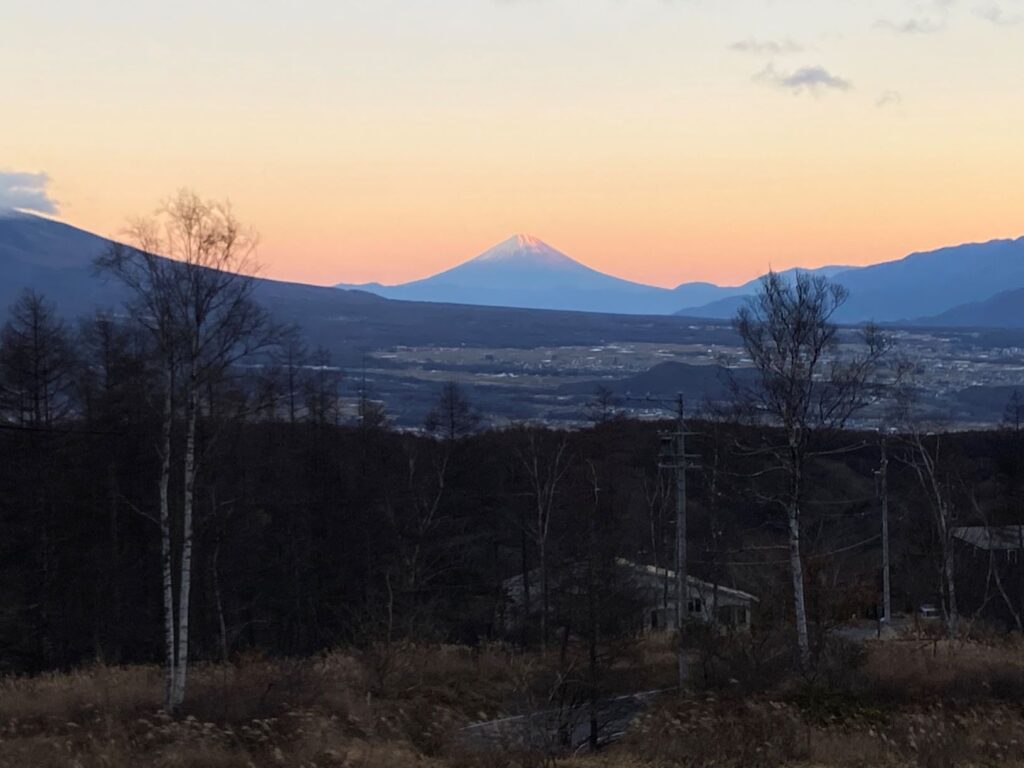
[5,639,1024,767]
[0,645,538,768]
[591,639,1024,768]
[864,638,1024,703]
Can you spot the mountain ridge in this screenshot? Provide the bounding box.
[4,211,1023,328]
[915,286,1024,328]
[675,237,1024,324]
[337,234,852,316]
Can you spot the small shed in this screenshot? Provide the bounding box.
[620,560,759,632]
[951,525,1024,629]
[953,526,1024,559]
[501,559,758,634]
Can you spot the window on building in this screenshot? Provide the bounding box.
[687,598,703,614]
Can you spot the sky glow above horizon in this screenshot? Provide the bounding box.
[2,0,1023,288]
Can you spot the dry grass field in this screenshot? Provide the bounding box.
[4,639,1024,767]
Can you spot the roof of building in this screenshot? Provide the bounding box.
[953,525,1024,551]
[501,559,758,603]
[615,559,759,603]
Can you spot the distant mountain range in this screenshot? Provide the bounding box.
[338,234,729,314]
[338,234,849,316]
[339,233,1024,326]
[919,287,1024,329]
[0,211,737,363]
[679,237,1024,326]
[3,209,1023,330]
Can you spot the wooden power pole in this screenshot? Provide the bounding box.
[877,433,891,625]
[659,394,693,690]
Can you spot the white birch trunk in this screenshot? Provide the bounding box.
[171,374,198,709]
[788,453,811,668]
[159,370,176,712]
[788,504,811,667]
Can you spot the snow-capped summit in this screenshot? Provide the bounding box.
[467,234,583,269]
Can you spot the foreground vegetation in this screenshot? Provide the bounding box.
[5,638,1024,767]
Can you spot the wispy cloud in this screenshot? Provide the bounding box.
[729,38,803,56]
[755,64,853,95]
[875,17,947,33]
[0,171,59,214]
[975,2,1024,25]
[877,0,955,33]
[876,90,904,108]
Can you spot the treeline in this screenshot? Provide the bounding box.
[2,279,1023,667]
[0,299,707,670]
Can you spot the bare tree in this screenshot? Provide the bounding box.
[901,428,961,637]
[733,271,889,667]
[518,431,572,653]
[0,290,75,427]
[77,312,154,426]
[281,327,308,424]
[96,190,274,712]
[584,385,621,424]
[304,345,343,425]
[889,364,965,638]
[424,380,480,441]
[386,446,450,597]
[968,493,1022,632]
[356,368,388,431]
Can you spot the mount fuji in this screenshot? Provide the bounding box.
[338,233,1024,324]
[336,234,739,315]
[336,234,860,316]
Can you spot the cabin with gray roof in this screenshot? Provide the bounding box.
[500,559,758,635]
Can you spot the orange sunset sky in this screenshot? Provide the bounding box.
[3,0,1023,289]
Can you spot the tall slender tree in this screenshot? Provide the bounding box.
[96,190,275,711]
[0,289,74,428]
[424,380,480,442]
[518,430,572,653]
[733,271,888,667]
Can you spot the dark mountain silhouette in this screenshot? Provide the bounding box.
[915,287,1024,329]
[0,210,128,316]
[0,211,740,364]
[679,237,1024,323]
[560,361,756,402]
[5,210,1023,337]
[837,237,1024,322]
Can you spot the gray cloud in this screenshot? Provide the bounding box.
[875,17,947,32]
[756,64,853,95]
[975,2,1023,24]
[0,171,59,214]
[730,38,803,55]
[877,0,955,32]
[876,90,904,108]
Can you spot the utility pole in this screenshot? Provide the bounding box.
[878,433,891,625]
[659,393,692,690]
